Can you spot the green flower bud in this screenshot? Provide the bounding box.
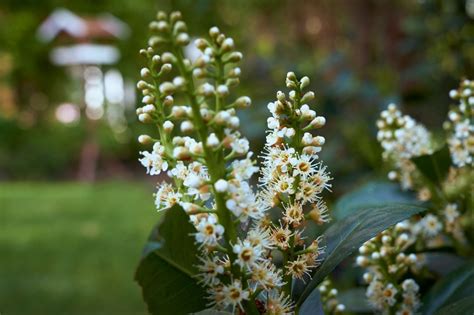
[301,91,315,103]
[235,96,251,108]
[300,76,310,89]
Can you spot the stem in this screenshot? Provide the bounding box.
[168,40,245,289]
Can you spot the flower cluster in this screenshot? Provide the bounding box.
[360,80,473,313]
[259,72,331,291]
[445,79,474,167]
[136,11,334,314]
[356,223,421,314]
[318,279,346,315]
[376,103,432,190]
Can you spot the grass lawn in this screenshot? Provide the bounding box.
[0,181,158,315]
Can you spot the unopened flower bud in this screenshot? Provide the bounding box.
[137,80,148,90]
[200,83,215,97]
[235,96,251,108]
[363,272,373,283]
[180,121,194,133]
[301,91,315,103]
[356,256,369,267]
[159,82,175,95]
[225,52,243,63]
[161,52,176,63]
[221,38,235,52]
[217,85,229,97]
[277,91,286,102]
[310,116,326,128]
[160,63,172,73]
[314,136,325,146]
[215,111,231,124]
[140,68,151,78]
[176,32,190,45]
[300,76,310,89]
[228,116,240,129]
[214,179,228,193]
[207,133,220,148]
[138,113,152,123]
[194,38,208,50]
[142,104,156,113]
[209,26,220,38]
[173,76,186,88]
[173,146,190,160]
[138,135,153,144]
[163,120,174,133]
[163,95,174,106]
[142,95,155,105]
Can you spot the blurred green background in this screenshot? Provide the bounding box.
[0,0,473,314]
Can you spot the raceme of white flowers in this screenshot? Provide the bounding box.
[358,80,473,314]
[135,11,338,314]
[446,79,474,168]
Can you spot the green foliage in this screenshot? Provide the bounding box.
[421,262,474,315]
[135,205,207,315]
[299,288,324,315]
[333,180,421,220]
[411,145,452,185]
[337,288,373,313]
[433,297,474,315]
[297,203,427,306]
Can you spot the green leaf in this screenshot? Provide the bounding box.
[433,296,474,315]
[135,205,207,315]
[421,262,474,315]
[421,252,466,276]
[411,145,451,185]
[333,181,421,220]
[297,203,427,306]
[337,288,373,312]
[299,287,324,315]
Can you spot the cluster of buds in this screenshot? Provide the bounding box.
[356,223,421,314]
[318,279,345,315]
[258,72,331,294]
[136,11,335,314]
[362,84,474,313]
[376,103,433,190]
[445,79,474,167]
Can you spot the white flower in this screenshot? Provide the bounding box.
[154,183,182,211]
[420,214,442,238]
[222,279,250,310]
[250,261,284,290]
[196,256,225,286]
[231,138,249,155]
[230,154,258,181]
[194,215,224,246]
[233,239,262,270]
[139,142,168,175]
[265,290,293,315]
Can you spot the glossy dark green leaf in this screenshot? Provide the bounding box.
[135,205,206,315]
[299,287,324,315]
[411,145,451,185]
[333,181,420,220]
[433,296,474,315]
[297,203,427,306]
[421,262,474,315]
